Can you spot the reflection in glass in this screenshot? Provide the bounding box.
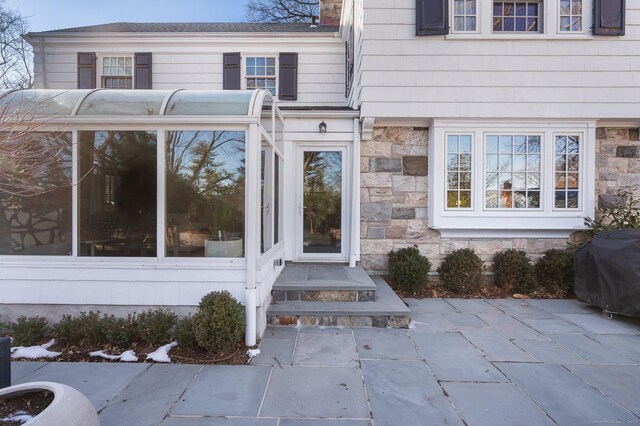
[274,155,281,245]
[554,135,580,209]
[165,131,245,257]
[0,132,72,255]
[303,151,342,254]
[446,135,473,208]
[79,131,157,257]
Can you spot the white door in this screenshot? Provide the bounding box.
[295,145,349,261]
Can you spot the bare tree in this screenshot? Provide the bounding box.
[245,0,318,23]
[0,0,32,89]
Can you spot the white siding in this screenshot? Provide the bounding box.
[359,0,640,120]
[31,35,348,107]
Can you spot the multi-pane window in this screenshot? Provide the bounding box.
[554,135,580,208]
[560,0,582,31]
[246,57,276,97]
[446,134,473,208]
[493,1,541,32]
[454,0,477,32]
[485,135,541,209]
[102,57,133,89]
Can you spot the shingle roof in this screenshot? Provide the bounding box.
[29,22,339,35]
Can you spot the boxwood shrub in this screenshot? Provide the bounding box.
[193,291,245,353]
[388,246,431,292]
[535,249,575,295]
[437,248,484,293]
[493,249,538,294]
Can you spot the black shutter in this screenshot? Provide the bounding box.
[77,52,96,89]
[223,53,241,90]
[134,53,153,89]
[416,0,449,36]
[594,0,625,36]
[278,52,298,101]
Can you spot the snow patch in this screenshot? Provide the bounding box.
[11,339,61,360]
[408,320,417,329]
[89,349,138,362]
[2,411,34,423]
[295,319,302,330]
[246,348,261,363]
[146,341,177,363]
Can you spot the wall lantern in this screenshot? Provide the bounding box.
[319,121,327,133]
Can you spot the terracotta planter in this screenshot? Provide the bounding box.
[0,381,99,426]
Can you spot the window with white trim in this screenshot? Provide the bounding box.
[101,56,133,89]
[493,1,542,32]
[430,121,594,237]
[453,0,477,32]
[559,0,583,31]
[245,57,276,97]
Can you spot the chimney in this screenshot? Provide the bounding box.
[319,0,343,26]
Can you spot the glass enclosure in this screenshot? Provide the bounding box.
[0,89,283,261]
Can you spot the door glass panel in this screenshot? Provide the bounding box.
[303,151,342,254]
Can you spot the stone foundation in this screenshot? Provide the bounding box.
[360,126,640,274]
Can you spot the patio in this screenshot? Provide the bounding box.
[11,298,640,425]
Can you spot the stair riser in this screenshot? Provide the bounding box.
[272,289,376,303]
[267,314,410,328]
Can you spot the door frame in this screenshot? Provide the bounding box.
[294,143,351,262]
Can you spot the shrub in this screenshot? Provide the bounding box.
[536,249,575,294]
[9,316,50,346]
[0,316,11,336]
[193,291,245,352]
[175,315,198,348]
[101,313,140,349]
[138,309,178,346]
[388,246,431,292]
[579,187,640,246]
[437,249,484,293]
[53,311,105,346]
[493,249,538,294]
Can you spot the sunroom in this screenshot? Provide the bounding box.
[0,89,285,344]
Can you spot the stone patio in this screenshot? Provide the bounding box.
[11,298,640,425]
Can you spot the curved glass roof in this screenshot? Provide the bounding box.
[0,89,275,118]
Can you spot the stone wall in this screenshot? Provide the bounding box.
[320,0,343,26]
[359,126,640,274]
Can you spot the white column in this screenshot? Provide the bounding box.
[244,123,260,346]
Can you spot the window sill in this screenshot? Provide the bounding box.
[445,33,594,40]
[434,228,580,239]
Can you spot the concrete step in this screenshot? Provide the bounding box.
[267,277,411,328]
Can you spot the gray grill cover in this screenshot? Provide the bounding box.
[574,229,640,316]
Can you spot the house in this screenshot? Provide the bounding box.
[1,0,638,342]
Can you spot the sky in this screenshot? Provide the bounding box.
[4,0,251,32]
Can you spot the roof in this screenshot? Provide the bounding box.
[27,22,339,36]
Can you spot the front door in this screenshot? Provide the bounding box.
[296,146,348,261]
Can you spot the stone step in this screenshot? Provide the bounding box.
[267,277,411,328]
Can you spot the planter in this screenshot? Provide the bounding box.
[205,237,243,258]
[0,382,99,426]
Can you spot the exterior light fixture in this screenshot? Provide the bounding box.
[319,121,327,133]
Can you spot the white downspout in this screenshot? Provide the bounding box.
[245,123,259,346]
[349,117,361,267]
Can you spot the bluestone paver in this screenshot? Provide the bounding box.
[353,328,420,360]
[484,299,556,318]
[512,339,588,364]
[442,382,555,426]
[443,312,487,327]
[10,361,48,383]
[496,363,638,425]
[475,313,546,340]
[409,312,456,332]
[161,418,278,426]
[293,329,358,366]
[170,365,271,417]
[361,360,463,426]
[404,298,458,313]
[409,332,506,382]
[549,333,637,364]
[518,317,587,334]
[99,364,201,426]
[444,299,502,313]
[261,327,297,339]
[588,334,640,361]
[252,338,295,366]
[259,366,370,418]
[279,420,372,426]
[16,362,149,410]
[529,299,599,314]
[557,313,640,334]
[458,328,536,362]
[567,365,640,413]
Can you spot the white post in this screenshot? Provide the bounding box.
[245,123,260,346]
[350,118,361,267]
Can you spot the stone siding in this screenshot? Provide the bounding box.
[359,126,640,274]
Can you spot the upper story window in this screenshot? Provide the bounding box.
[560,0,582,31]
[245,57,276,97]
[493,1,541,32]
[454,0,477,32]
[101,57,133,89]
